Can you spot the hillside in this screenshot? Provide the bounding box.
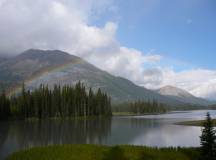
[0,49,203,106]
[157,85,210,106]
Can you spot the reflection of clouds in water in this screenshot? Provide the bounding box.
[130,125,201,147]
[109,112,208,147]
[109,118,167,145]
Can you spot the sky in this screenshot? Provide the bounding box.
[113,0,216,70]
[0,0,216,100]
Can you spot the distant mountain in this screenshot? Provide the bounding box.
[157,85,210,106]
[0,49,207,107]
[0,57,3,62]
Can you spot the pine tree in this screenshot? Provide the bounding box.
[0,91,11,120]
[200,112,216,160]
[0,82,112,120]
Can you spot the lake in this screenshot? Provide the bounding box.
[0,110,216,159]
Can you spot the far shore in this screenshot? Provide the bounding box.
[112,112,166,116]
[176,119,216,127]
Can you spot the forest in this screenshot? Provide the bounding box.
[113,100,167,114]
[0,82,112,120]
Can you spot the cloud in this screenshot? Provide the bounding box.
[0,0,216,100]
[149,68,216,100]
[164,69,216,100]
[0,0,115,54]
[86,46,163,88]
[0,0,162,87]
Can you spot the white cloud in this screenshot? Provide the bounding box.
[86,46,163,87]
[0,0,114,54]
[0,0,162,88]
[141,68,216,100]
[0,0,216,100]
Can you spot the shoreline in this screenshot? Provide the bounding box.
[112,112,167,116]
[175,119,216,127]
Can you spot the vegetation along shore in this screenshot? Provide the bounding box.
[7,144,200,160]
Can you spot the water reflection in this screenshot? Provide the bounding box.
[130,118,163,128]
[0,121,10,159]
[0,118,111,159]
[0,110,215,159]
[128,121,201,147]
[0,122,9,146]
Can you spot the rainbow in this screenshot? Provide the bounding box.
[7,58,85,96]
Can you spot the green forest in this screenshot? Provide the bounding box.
[113,100,167,114]
[0,82,112,120]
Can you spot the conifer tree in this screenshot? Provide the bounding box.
[0,82,112,120]
[0,91,11,120]
[200,112,216,160]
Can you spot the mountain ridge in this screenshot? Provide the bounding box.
[157,85,210,106]
[0,49,210,107]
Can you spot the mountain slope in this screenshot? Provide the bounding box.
[0,49,82,90]
[0,57,7,64]
[0,49,203,106]
[157,85,209,106]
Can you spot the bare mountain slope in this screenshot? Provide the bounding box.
[0,49,208,106]
[157,85,210,106]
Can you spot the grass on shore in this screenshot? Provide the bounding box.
[176,119,216,127]
[7,144,200,160]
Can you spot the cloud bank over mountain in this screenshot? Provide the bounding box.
[0,0,215,100]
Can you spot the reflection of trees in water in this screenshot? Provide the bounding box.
[0,122,10,147]
[130,118,163,129]
[0,121,10,159]
[8,118,111,149]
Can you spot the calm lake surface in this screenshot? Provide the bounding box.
[1,110,216,159]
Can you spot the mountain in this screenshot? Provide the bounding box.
[0,49,82,90]
[0,49,207,107]
[157,85,210,106]
[0,57,8,64]
[0,57,4,63]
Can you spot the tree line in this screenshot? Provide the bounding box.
[0,82,112,120]
[113,100,167,114]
